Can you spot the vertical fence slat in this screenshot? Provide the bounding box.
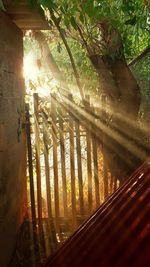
[68,94,77,230]
[101,94,108,200]
[51,94,61,243]
[75,119,84,216]
[85,96,92,214]
[25,103,36,230]
[58,107,68,218]
[44,139,52,219]
[51,94,60,225]
[92,107,100,209]
[92,136,100,209]
[42,111,58,252]
[114,177,118,191]
[110,174,113,195]
[42,113,53,219]
[33,93,43,236]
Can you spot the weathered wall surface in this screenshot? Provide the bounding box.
[0,11,26,267]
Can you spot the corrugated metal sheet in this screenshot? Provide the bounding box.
[44,160,150,267]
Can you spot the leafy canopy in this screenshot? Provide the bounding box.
[22,0,150,99]
[39,0,150,59]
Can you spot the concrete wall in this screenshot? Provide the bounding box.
[0,11,26,267]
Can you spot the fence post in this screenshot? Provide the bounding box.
[75,117,84,216]
[33,93,43,238]
[68,94,77,230]
[91,106,100,209]
[42,113,52,219]
[51,93,60,233]
[25,103,36,230]
[84,95,92,214]
[58,106,68,218]
[43,127,52,216]
[42,109,58,252]
[101,94,108,200]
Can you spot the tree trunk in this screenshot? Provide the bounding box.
[88,21,148,181]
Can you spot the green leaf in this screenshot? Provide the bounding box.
[40,0,57,9]
[60,6,66,14]
[57,42,62,53]
[79,13,84,24]
[70,17,77,30]
[83,0,95,17]
[64,16,70,28]
[27,0,37,8]
[63,2,69,12]
[0,0,6,11]
[125,16,136,25]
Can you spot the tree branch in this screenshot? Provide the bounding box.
[50,9,84,100]
[128,46,150,67]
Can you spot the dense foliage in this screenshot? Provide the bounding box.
[131,52,150,119]
[22,0,150,100]
[39,0,150,58]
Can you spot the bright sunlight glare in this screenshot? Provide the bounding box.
[23,53,38,79]
[23,52,59,97]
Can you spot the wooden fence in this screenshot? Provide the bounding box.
[25,93,119,253]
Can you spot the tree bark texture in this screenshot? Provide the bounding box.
[88,21,149,181]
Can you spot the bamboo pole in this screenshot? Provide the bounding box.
[92,136,100,208]
[51,94,60,232]
[75,118,84,216]
[58,107,68,218]
[42,111,58,252]
[25,103,36,230]
[110,174,114,195]
[114,177,118,191]
[91,107,100,209]
[33,93,43,237]
[42,114,52,219]
[84,96,92,214]
[68,94,77,230]
[101,94,108,200]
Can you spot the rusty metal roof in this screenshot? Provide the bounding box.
[43,160,150,267]
[3,0,49,30]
